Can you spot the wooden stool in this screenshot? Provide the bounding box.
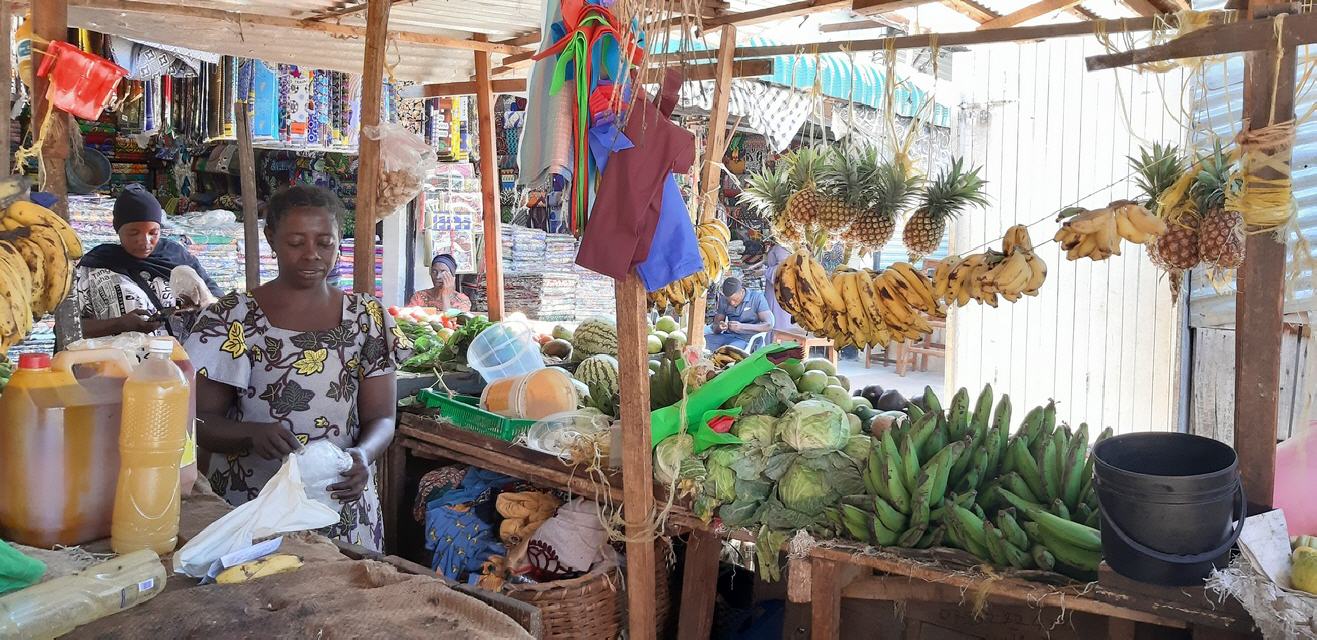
[771,329,838,368]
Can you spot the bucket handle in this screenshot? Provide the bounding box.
[1095,475,1246,566]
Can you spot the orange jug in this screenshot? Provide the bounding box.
[0,349,133,547]
[163,337,198,494]
[111,339,191,555]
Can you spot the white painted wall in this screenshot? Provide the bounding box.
[945,37,1186,435]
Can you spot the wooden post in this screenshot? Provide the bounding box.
[809,556,842,640]
[1,0,11,174]
[474,34,504,320]
[685,24,737,349]
[676,528,720,640]
[32,0,69,218]
[616,273,656,640]
[1233,0,1295,512]
[234,101,260,291]
[353,0,391,295]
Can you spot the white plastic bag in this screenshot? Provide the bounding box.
[296,440,354,511]
[362,122,436,215]
[173,454,339,578]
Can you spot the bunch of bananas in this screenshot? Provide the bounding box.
[0,201,84,351]
[649,219,732,312]
[1054,201,1166,261]
[933,225,1047,308]
[829,385,1111,580]
[774,251,942,350]
[708,345,750,369]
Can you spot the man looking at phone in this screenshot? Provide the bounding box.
[705,277,773,350]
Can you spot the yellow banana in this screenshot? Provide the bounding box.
[801,255,846,313]
[933,255,960,302]
[1002,225,1034,254]
[11,237,48,317]
[1123,203,1168,236]
[1114,208,1150,244]
[1066,208,1114,235]
[988,251,1031,294]
[888,262,940,313]
[5,202,83,258]
[1022,253,1047,296]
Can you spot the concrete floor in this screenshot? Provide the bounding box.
[839,356,944,400]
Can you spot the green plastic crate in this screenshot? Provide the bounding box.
[416,389,536,441]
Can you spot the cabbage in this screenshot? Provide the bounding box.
[842,435,873,469]
[731,415,777,445]
[654,434,695,486]
[703,446,739,503]
[776,449,864,516]
[726,369,798,416]
[778,399,850,451]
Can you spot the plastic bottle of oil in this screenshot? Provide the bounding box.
[166,337,198,495]
[0,350,133,547]
[111,338,190,555]
[0,549,166,638]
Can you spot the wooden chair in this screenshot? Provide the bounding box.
[770,328,838,368]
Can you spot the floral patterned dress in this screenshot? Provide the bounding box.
[185,291,413,551]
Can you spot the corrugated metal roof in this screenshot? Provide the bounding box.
[1188,53,1317,327]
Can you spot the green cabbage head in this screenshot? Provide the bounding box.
[731,415,777,446]
[777,399,849,451]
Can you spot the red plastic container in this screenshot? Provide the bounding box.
[36,41,128,120]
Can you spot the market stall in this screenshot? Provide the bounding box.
[4,0,1317,637]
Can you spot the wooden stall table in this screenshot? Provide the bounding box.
[42,480,540,638]
[794,542,1258,639]
[772,329,838,368]
[385,409,722,639]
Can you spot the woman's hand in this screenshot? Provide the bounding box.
[115,309,161,334]
[245,422,303,460]
[438,269,456,292]
[328,448,370,502]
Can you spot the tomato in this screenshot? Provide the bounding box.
[387,306,400,317]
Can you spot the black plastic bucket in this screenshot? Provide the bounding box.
[1092,432,1245,586]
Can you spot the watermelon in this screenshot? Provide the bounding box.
[572,317,618,362]
[576,354,620,399]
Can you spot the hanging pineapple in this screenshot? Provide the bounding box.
[1134,144,1199,273]
[903,157,989,262]
[1193,142,1245,270]
[739,163,798,245]
[782,147,827,232]
[844,147,920,254]
[815,145,868,236]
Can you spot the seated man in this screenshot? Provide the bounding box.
[705,277,773,350]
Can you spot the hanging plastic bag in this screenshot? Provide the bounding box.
[173,454,339,578]
[295,441,354,512]
[363,122,437,216]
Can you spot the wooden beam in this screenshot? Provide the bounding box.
[473,34,503,321]
[427,59,773,98]
[853,0,943,14]
[941,0,1000,23]
[234,102,260,291]
[1235,0,1295,513]
[675,529,720,640]
[1121,0,1161,18]
[353,0,389,295]
[68,0,529,55]
[616,273,656,640]
[1085,11,1317,70]
[819,18,892,32]
[33,0,69,218]
[979,0,1083,30]
[656,15,1172,60]
[1,0,10,174]
[703,0,850,28]
[307,0,408,22]
[810,557,843,640]
[686,24,737,350]
[496,31,542,48]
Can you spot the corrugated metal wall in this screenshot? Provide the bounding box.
[947,37,1185,435]
[1187,53,1317,327]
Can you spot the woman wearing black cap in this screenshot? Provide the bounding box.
[76,184,223,339]
[408,253,471,311]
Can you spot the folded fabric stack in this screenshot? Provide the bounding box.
[236,230,279,289]
[543,233,576,272]
[335,238,383,296]
[501,225,547,274]
[67,195,124,253]
[503,272,578,321]
[572,267,615,321]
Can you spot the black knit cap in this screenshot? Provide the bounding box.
[112,184,163,230]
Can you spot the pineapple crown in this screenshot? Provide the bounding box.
[818,145,870,208]
[1190,141,1239,213]
[920,157,989,220]
[737,163,792,220]
[784,146,827,192]
[1128,142,1186,212]
[868,155,922,219]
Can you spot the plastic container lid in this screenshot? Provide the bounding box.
[18,353,51,369]
[514,368,578,420]
[148,338,174,353]
[466,321,543,383]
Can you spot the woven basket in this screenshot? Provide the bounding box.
[505,560,672,639]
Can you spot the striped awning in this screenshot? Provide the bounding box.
[660,37,953,128]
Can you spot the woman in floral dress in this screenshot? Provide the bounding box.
[187,186,411,551]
